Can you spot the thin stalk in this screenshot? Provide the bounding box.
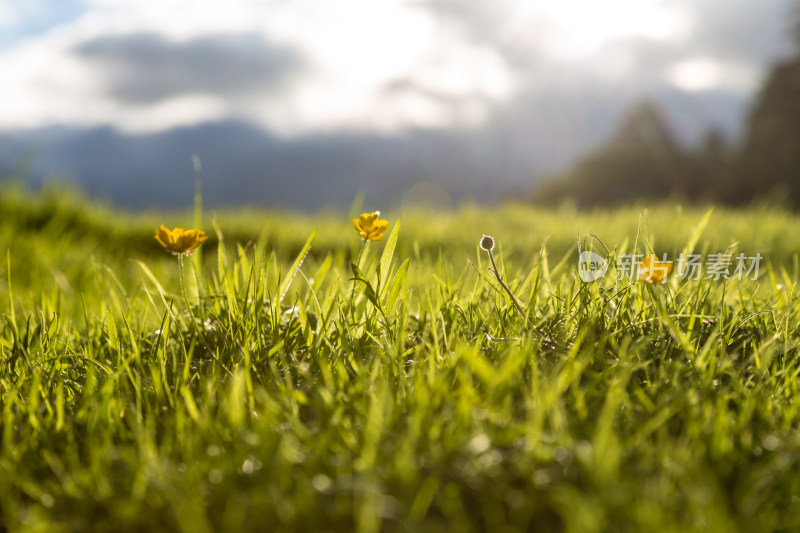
[178,253,204,339]
[349,238,368,318]
[486,248,527,323]
[482,238,559,349]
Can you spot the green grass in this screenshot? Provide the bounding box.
[2,184,800,532]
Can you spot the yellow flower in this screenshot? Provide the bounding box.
[352,211,389,241]
[155,225,208,255]
[638,255,672,284]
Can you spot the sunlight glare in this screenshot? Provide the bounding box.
[512,0,688,59]
[669,59,722,91]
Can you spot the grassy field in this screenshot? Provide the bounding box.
[2,184,800,532]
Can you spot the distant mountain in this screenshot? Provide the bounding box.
[0,88,748,211]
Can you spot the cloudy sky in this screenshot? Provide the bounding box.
[0,0,797,208]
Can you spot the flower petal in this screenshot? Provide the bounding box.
[361,213,378,231]
[372,219,389,234]
[155,226,207,254]
[638,255,671,284]
[155,225,172,248]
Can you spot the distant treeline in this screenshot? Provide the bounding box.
[533,36,800,208]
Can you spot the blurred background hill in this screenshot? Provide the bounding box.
[0,0,797,210]
[533,24,800,207]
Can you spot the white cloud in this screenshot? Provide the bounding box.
[250,0,515,134]
[0,2,16,27]
[536,0,690,59]
[0,0,792,134]
[0,0,518,134]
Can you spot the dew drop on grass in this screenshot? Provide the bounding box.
[468,434,490,455]
[505,489,526,509]
[312,474,332,493]
[763,435,780,451]
[379,495,399,519]
[208,469,223,484]
[532,469,551,488]
[41,494,54,508]
[478,450,503,469]
[553,446,571,464]
[241,456,262,475]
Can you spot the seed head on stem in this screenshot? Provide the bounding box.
[480,235,524,318]
[479,234,558,348]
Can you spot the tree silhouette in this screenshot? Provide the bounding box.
[734,54,800,205]
[533,101,707,207]
[532,13,800,209]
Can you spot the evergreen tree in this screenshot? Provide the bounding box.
[533,101,704,207]
[735,51,800,205]
[731,13,800,205]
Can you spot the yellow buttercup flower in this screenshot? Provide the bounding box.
[352,211,389,241]
[155,225,208,256]
[638,255,672,284]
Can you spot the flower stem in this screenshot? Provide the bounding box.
[349,238,368,318]
[485,249,558,348]
[486,248,527,324]
[179,254,202,334]
[178,254,189,305]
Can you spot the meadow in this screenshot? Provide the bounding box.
[2,184,800,532]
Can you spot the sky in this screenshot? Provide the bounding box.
[0,0,797,208]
